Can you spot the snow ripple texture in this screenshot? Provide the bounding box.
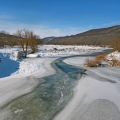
[70,99,120,120]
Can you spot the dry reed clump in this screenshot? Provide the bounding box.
[117,61,120,67]
[108,59,118,67]
[95,52,107,61]
[107,55,118,67]
[96,53,120,67]
[84,58,102,67]
[83,52,120,68]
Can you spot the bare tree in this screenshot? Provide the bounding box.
[28,32,38,53]
[14,29,39,57]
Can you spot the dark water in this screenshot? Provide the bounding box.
[0,49,111,120]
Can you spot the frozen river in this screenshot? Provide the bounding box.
[0,55,86,120]
[1,49,120,120]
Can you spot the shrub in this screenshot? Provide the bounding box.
[84,58,102,67]
[117,61,120,67]
[95,52,107,61]
[108,59,118,67]
[112,59,118,66]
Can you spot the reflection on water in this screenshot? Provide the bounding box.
[0,56,86,120]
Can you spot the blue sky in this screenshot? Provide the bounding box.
[0,0,120,38]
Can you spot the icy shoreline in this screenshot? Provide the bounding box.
[54,56,120,120]
[1,45,119,120]
[0,45,104,110]
[0,57,56,109]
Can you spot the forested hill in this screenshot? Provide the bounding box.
[46,25,120,45]
[0,32,17,47]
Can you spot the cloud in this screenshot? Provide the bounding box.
[0,20,88,38]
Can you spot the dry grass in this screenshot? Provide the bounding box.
[105,52,120,67]
[96,52,120,67]
[95,52,107,61]
[84,52,120,68]
[112,59,118,66]
[117,61,120,67]
[107,59,118,67]
[84,58,102,67]
[84,52,107,68]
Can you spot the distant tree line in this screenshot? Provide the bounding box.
[44,25,120,47]
[0,31,17,47]
[45,35,120,50]
[0,29,43,57]
[45,38,110,46]
[0,28,120,54]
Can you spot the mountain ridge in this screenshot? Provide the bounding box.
[46,25,120,45]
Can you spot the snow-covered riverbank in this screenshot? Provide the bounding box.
[0,45,104,78]
[0,57,56,109]
[0,45,103,109]
[1,45,119,120]
[54,56,120,120]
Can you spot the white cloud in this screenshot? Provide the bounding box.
[0,20,89,38]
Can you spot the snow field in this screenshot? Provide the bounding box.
[0,45,120,120]
[55,56,120,120]
[0,45,105,78]
[12,61,41,75]
[107,51,120,61]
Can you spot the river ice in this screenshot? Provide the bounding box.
[0,46,120,120]
[54,56,120,120]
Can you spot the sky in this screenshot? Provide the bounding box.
[0,0,120,38]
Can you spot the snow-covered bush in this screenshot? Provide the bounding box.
[108,59,118,67]
[106,51,120,67]
[117,61,120,67]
